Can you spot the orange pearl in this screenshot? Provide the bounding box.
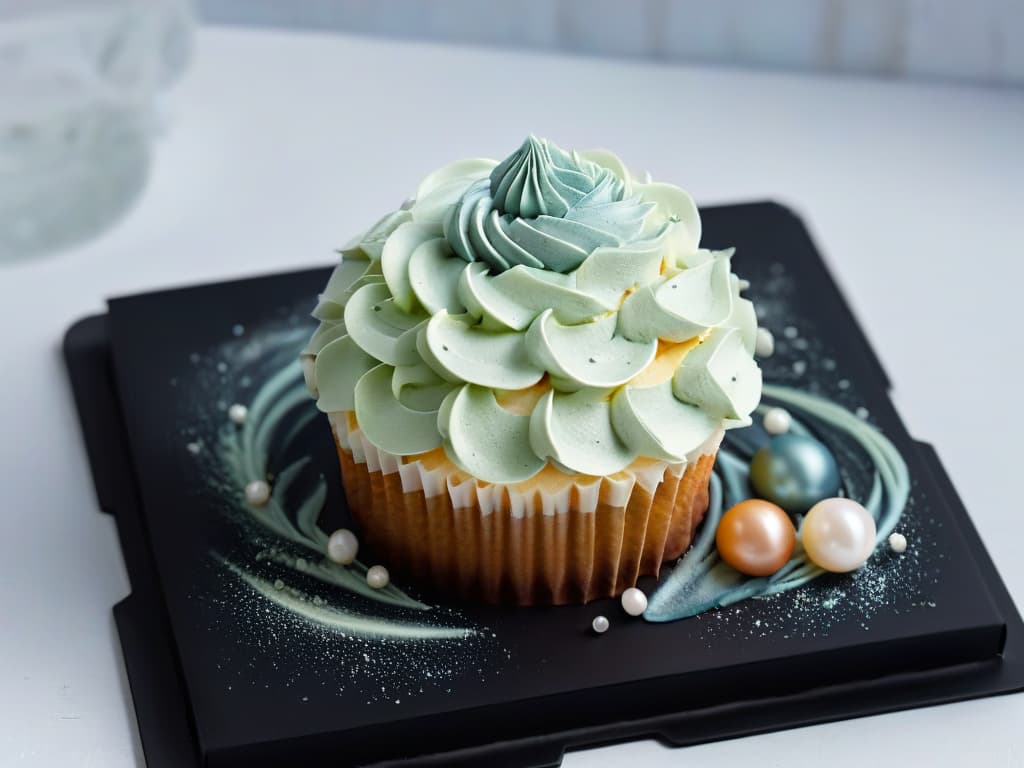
[715,499,796,576]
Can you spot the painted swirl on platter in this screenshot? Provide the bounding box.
[204,327,479,642]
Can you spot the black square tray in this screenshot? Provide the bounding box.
[64,202,1024,768]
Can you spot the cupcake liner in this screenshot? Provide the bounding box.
[331,412,721,606]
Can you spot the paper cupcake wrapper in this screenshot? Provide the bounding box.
[330,412,720,606]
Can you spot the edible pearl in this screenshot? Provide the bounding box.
[327,528,359,564]
[755,328,775,357]
[621,587,648,617]
[888,532,908,554]
[228,403,248,425]
[750,434,841,513]
[763,407,792,435]
[716,499,796,576]
[244,480,271,507]
[802,498,877,573]
[592,615,610,634]
[366,565,390,589]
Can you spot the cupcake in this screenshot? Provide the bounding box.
[303,136,761,605]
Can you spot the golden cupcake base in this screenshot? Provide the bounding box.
[334,419,716,606]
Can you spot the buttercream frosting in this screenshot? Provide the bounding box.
[305,136,761,484]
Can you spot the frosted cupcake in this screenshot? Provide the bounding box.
[303,136,761,605]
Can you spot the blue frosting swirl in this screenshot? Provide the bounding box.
[444,135,663,274]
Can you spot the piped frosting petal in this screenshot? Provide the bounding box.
[408,237,467,315]
[525,310,657,389]
[458,262,613,331]
[344,281,427,367]
[314,335,378,412]
[381,221,436,313]
[343,210,412,261]
[392,362,455,412]
[529,389,637,476]
[440,385,547,483]
[610,381,719,462]
[617,256,733,343]
[353,364,443,455]
[411,158,499,226]
[574,240,664,306]
[672,328,762,422]
[422,310,544,389]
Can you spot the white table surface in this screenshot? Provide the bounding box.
[2,24,1022,768]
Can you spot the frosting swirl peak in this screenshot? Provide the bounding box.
[445,135,662,275]
[491,134,617,218]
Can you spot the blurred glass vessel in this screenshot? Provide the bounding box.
[0,0,193,262]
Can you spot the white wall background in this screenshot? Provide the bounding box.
[200,0,1024,86]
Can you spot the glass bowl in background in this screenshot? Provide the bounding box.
[0,0,194,262]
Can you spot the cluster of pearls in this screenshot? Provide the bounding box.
[589,587,650,636]
[325,528,389,588]
[716,400,894,576]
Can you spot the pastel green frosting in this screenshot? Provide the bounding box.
[304,137,761,484]
[445,136,667,275]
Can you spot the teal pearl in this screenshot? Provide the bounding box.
[749,434,841,513]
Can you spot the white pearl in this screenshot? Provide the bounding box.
[228,403,248,425]
[244,480,271,506]
[888,532,908,554]
[801,498,877,573]
[621,587,648,617]
[755,328,775,357]
[327,528,359,565]
[763,407,792,435]
[592,615,610,634]
[366,565,390,589]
